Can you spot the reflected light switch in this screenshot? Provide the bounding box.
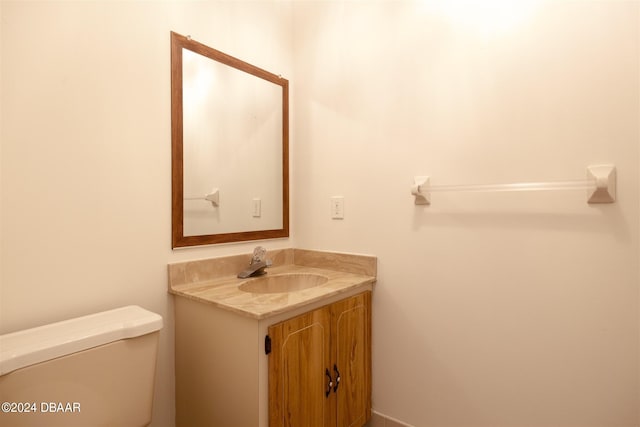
[252,198,261,217]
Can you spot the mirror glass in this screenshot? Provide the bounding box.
[171,32,289,247]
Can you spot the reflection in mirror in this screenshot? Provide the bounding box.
[182,49,283,236]
[171,32,289,248]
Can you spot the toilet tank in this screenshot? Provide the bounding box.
[0,305,163,427]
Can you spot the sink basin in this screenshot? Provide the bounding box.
[239,273,329,294]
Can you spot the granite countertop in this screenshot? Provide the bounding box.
[168,248,377,319]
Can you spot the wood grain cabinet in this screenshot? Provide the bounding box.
[267,291,371,427]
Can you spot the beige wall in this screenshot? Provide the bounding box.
[1,1,638,427]
[292,1,639,426]
[0,2,293,426]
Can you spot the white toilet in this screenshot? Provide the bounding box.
[0,305,162,427]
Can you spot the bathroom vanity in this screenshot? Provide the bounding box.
[169,248,376,427]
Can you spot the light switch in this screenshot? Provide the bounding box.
[252,198,261,217]
[331,196,344,219]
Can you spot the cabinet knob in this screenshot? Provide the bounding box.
[333,364,341,393]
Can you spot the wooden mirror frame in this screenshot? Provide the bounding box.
[171,32,289,248]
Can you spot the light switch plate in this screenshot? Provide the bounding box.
[252,198,261,217]
[331,196,344,219]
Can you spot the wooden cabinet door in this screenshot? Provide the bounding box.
[268,306,334,427]
[268,291,371,427]
[332,292,371,427]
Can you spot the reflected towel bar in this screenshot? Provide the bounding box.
[184,188,219,207]
[411,165,616,205]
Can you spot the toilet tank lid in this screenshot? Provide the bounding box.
[0,305,163,375]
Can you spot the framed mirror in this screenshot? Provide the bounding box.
[171,32,289,248]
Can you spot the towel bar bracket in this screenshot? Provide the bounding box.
[586,165,616,204]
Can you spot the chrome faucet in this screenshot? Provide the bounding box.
[237,246,272,278]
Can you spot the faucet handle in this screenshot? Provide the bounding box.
[252,246,267,263]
